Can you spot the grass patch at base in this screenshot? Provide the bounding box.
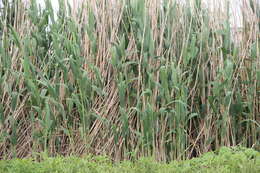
[0,147,260,173]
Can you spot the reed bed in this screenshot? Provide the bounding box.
[0,0,259,161]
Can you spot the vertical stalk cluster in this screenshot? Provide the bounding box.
[0,0,259,161]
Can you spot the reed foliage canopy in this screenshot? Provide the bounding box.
[0,0,259,161]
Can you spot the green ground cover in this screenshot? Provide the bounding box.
[0,147,260,173]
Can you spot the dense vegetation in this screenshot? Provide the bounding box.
[0,0,259,162]
[0,147,260,173]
